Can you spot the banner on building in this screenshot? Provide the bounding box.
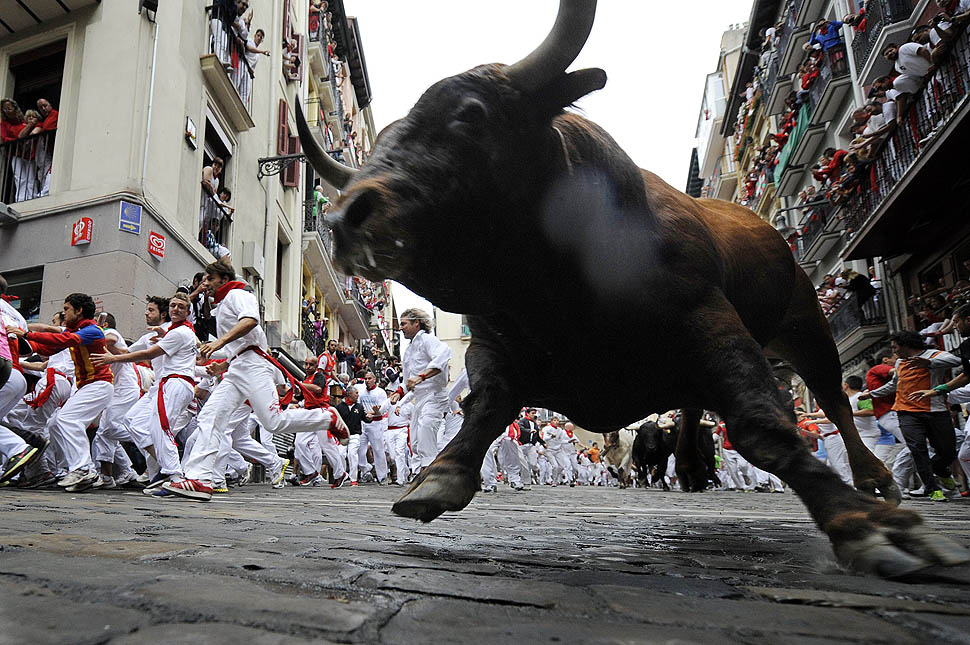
[71,217,93,246]
[148,230,165,259]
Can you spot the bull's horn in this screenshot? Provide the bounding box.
[505,0,597,91]
[295,102,357,190]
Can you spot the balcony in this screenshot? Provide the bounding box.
[200,4,255,131]
[199,190,232,258]
[793,202,843,265]
[777,2,811,77]
[806,44,852,126]
[308,14,332,84]
[765,53,794,116]
[841,27,970,260]
[851,0,916,81]
[0,130,56,206]
[827,290,888,359]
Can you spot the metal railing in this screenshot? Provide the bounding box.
[199,190,232,257]
[776,0,805,69]
[795,201,834,254]
[842,27,970,235]
[828,290,886,343]
[762,51,781,98]
[206,3,255,113]
[301,311,327,355]
[807,42,850,114]
[0,130,55,204]
[850,0,915,72]
[303,197,333,255]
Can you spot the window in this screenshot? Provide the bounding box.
[277,100,301,187]
[276,238,286,300]
[2,266,44,323]
[1,41,65,203]
[199,115,234,257]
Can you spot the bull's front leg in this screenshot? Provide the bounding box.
[392,340,522,522]
[674,408,709,492]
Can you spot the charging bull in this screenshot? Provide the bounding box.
[297,0,968,576]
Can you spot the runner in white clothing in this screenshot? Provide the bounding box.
[167,258,346,501]
[354,372,391,484]
[390,308,451,474]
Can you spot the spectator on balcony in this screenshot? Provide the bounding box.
[936,0,970,29]
[283,38,301,78]
[210,0,236,68]
[811,147,848,184]
[844,10,866,33]
[240,28,270,106]
[214,187,234,218]
[202,157,224,196]
[34,98,57,197]
[1,99,38,203]
[233,0,253,44]
[883,41,933,101]
[809,19,845,51]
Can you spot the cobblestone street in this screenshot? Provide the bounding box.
[1,484,969,644]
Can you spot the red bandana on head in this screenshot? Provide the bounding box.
[213,280,248,305]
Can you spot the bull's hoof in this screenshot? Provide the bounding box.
[675,465,708,493]
[855,476,902,506]
[391,464,477,523]
[828,508,970,579]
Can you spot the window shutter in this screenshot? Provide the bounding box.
[283,132,301,187]
[277,99,288,155]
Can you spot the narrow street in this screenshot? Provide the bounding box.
[2,485,968,643]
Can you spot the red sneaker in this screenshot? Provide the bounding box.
[162,478,213,501]
[351,481,358,487]
[961,490,969,498]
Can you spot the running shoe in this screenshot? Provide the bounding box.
[939,476,957,490]
[270,459,289,489]
[512,483,525,491]
[19,472,58,489]
[908,487,926,497]
[237,464,252,487]
[961,489,969,498]
[331,473,348,489]
[65,471,102,492]
[212,483,230,494]
[58,468,97,490]
[99,475,117,490]
[929,489,947,502]
[482,485,497,493]
[0,445,42,484]
[351,481,359,487]
[162,478,213,501]
[298,472,319,487]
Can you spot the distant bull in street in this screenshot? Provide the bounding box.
[297,0,968,577]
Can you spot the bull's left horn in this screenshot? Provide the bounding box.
[295,102,358,190]
[505,0,597,91]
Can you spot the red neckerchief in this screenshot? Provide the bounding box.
[367,383,377,391]
[163,319,195,335]
[0,294,18,302]
[213,280,248,305]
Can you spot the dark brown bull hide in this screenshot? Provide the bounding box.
[298,0,968,577]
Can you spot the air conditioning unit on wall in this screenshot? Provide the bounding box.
[242,241,265,278]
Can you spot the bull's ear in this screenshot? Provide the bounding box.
[538,67,607,110]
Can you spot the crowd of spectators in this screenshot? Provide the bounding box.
[0,97,58,202]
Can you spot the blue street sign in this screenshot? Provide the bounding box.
[119,201,142,234]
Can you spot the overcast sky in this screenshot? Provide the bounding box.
[343,0,753,322]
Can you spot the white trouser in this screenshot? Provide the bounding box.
[538,453,552,484]
[321,432,346,479]
[347,434,361,481]
[3,373,71,436]
[752,465,784,491]
[411,390,449,471]
[497,436,522,486]
[149,379,195,476]
[481,439,500,487]
[358,422,388,482]
[525,443,539,474]
[215,407,283,479]
[0,370,28,455]
[438,411,463,452]
[822,432,853,485]
[557,448,574,483]
[10,156,37,202]
[957,418,970,482]
[294,431,322,475]
[877,411,903,442]
[55,380,113,472]
[182,354,336,484]
[121,390,158,451]
[873,442,903,470]
[548,447,570,485]
[893,445,917,490]
[722,448,752,490]
[92,385,141,464]
[859,429,880,452]
[385,427,410,484]
[225,450,248,478]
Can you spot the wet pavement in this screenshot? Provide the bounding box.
[1,483,969,644]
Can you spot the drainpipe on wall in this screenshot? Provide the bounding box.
[140,17,159,198]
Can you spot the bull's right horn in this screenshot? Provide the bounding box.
[295,102,358,190]
[505,0,597,92]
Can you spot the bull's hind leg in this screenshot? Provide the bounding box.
[674,408,709,492]
[698,301,968,576]
[392,338,522,522]
[765,269,899,504]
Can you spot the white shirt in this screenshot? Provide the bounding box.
[355,384,391,428]
[216,287,266,360]
[103,328,139,392]
[129,322,172,376]
[245,37,261,70]
[402,330,451,395]
[387,401,413,428]
[894,43,931,77]
[542,424,563,451]
[847,392,879,439]
[155,324,198,380]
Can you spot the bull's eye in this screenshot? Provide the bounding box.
[449,98,488,133]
